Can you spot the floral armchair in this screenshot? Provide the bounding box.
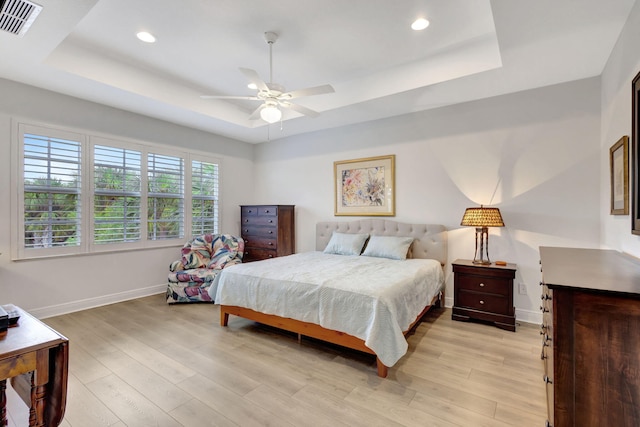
[166,234,244,303]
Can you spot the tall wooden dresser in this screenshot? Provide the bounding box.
[240,205,295,262]
[539,246,640,427]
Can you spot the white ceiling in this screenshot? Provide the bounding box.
[0,0,636,143]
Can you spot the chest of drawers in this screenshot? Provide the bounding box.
[452,259,517,331]
[540,246,640,427]
[240,205,294,262]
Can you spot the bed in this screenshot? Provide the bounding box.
[211,219,447,377]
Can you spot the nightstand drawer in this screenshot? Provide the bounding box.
[457,290,510,314]
[456,274,510,296]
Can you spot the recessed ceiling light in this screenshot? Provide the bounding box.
[411,18,430,31]
[136,31,156,43]
[247,83,257,90]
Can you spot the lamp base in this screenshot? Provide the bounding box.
[472,227,492,265]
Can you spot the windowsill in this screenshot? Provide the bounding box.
[11,242,183,262]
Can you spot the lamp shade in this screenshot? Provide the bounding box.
[460,205,505,227]
[260,104,282,123]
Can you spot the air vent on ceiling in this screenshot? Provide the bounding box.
[0,0,42,37]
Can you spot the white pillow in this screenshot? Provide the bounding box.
[323,232,369,256]
[361,235,414,260]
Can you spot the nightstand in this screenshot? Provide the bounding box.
[452,259,517,331]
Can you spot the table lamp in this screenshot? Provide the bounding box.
[460,205,505,265]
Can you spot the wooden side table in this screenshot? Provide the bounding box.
[452,259,517,331]
[0,307,68,427]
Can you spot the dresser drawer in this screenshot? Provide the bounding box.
[241,225,277,237]
[241,206,258,216]
[456,274,510,296]
[243,236,277,250]
[242,215,278,226]
[257,206,278,216]
[243,248,276,262]
[457,290,510,315]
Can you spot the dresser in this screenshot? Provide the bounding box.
[451,259,516,331]
[240,205,295,262]
[540,246,640,427]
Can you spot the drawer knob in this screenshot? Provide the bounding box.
[269,230,273,234]
[244,229,248,233]
[479,283,485,287]
[540,306,549,313]
[479,300,484,305]
[268,254,273,258]
[269,219,273,223]
[269,242,273,246]
[543,375,553,384]
[245,219,249,223]
[265,210,270,213]
[540,294,552,301]
[248,210,253,213]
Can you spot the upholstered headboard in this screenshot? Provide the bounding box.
[316,219,447,265]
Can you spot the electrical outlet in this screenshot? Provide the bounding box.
[518,283,527,295]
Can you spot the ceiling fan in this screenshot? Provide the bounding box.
[201,31,335,124]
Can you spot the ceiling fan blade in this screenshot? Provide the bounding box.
[200,95,260,100]
[280,84,335,100]
[279,101,320,118]
[239,68,270,93]
[248,104,265,120]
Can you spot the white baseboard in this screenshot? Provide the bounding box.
[515,308,542,325]
[31,284,166,319]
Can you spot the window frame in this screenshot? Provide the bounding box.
[11,119,222,260]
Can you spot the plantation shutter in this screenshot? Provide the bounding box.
[147,153,184,240]
[94,145,142,244]
[191,160,219,235]
[23,133,82,249]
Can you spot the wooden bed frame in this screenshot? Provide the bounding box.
[219,219,448,378]
[220,291,443,378]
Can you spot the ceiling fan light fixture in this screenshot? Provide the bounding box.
[260,104,281,123]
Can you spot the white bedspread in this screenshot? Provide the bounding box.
[212,251,444,367]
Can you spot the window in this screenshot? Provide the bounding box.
[23,132,82,250]
[191,160,219,235]
[94,145,142,244]
[147,153,184,240]
[13,122,221,259]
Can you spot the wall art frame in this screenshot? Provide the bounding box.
[610,135,629,215]
[334,154,395,216]
[632,71,640,233]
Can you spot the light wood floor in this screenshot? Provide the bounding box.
[9,294,547,426]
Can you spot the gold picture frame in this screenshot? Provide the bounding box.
[334,154,395,216]
[610,135,629,215]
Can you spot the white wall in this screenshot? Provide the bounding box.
[254,78,602,324]
[601,0,640,255]
[0,79,254,317]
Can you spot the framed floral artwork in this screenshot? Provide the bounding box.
[334,154,395,216]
